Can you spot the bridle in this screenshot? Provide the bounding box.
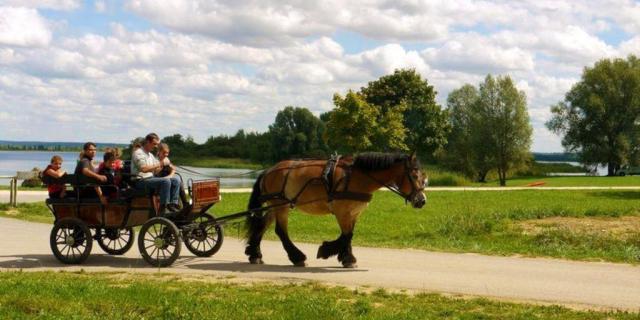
[362,157,425,204]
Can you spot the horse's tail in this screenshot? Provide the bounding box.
[245,172,266,240]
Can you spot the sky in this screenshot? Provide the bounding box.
[0,1,639,152]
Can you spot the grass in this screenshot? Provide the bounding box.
[0,271,637,319]
[477,175,640,187]
[0,185,46,191]
[3,190,640,263]
[173,157,264,170]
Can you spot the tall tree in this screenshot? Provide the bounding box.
[360,69,450,160]
[546,55,640,176]
[444,84,480,178]
[445,75,532,185]
[268,106,328,161]
[478,75,532,186]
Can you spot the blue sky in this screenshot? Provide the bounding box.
[1,0,639,152]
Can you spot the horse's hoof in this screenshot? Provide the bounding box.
[342,262,357,268]
[293,261,307,267]
[249,257,263,264]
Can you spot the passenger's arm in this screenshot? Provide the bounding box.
[45,168,66,178]
[83,167,107,183]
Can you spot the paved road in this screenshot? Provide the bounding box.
[4,186,640,203]
[0,217,638,311]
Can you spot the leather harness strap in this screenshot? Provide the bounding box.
[258,155,374,206]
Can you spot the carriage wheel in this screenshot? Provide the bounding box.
[184,213,224,257]
[138,217,181,267]
[97,227,135,255]
[50,218,93,264]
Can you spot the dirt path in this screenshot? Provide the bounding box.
[0,217,638,311]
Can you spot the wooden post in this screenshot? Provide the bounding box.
[10,177,17,207]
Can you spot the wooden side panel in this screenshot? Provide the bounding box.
[78,205,102,225]
[52,204,75,220]
[126,210,151,227]
[104,205,127,227]
[191,180,220,213]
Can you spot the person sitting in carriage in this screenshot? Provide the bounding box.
[74,142,108,199]
[97,151,119,201]
[131,133,181,216]
[43,155,67,199]
[156,143,189,210]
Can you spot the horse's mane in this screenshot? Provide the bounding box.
[352,152,408,171]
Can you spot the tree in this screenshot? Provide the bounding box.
[444,84,480,178]
[325,91,387,153]
[546,55,640,176]
[445,75,532,185]
[268,106,328,161]
[360,69,450,160]
[478,75,532,186]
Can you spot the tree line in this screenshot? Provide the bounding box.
[141,54,639,182]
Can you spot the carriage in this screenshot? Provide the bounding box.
[45,173,224,267]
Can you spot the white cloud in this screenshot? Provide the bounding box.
[0,7,52,47]
[0,0,81,10]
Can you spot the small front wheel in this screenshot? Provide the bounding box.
[50,218,93,264]
[97,227,135,255]
[138,217,181,267]
[184,213,224,257]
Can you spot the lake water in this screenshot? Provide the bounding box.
[0,150,256,187]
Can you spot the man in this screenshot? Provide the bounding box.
[131,133,181,216]
[75,142,107,199]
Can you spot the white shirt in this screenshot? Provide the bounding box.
[132,148,159,179]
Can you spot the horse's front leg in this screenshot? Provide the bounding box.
[317,210,358,268]
[274,209,307,267]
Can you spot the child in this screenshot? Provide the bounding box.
[156,143,189,210]
[97,151,118,204]
[43,155,66,198]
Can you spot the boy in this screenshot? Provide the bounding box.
[43,155,66,198]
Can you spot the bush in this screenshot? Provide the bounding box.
[424,167,472,186]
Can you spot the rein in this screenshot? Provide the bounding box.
[175,165,265,179]
[359,158,423,203]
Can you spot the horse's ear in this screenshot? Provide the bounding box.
[409,151,416,162]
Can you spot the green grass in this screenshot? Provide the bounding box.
[173,157,264,170]
[477,175,640,187]
[0,272,637,319]
[4,190,640,263]
[0,185,46,191]
[0,202,52,223]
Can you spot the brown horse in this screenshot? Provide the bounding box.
[244,152,427,268]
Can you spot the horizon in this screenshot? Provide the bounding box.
[1,1,639,152]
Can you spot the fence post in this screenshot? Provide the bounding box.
[10,177,17,207]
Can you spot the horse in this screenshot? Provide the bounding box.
[244,152,427,268]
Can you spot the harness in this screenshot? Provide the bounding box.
[257,155,372,207]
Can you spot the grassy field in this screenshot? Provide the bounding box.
[0,271,637,319]
[476,175,640,187]
[5,190,640,263]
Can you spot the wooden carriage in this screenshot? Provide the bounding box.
[46,174,223,267]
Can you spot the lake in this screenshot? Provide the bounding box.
[0,150,256,187]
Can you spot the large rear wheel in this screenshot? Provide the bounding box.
[50,218,93,264]
[184,213,224,257]
[138,217,181,267]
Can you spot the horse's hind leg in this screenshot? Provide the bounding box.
[274,208,307,267]
[245,212,275,264]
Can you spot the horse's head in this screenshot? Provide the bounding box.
[396,152,427,209]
